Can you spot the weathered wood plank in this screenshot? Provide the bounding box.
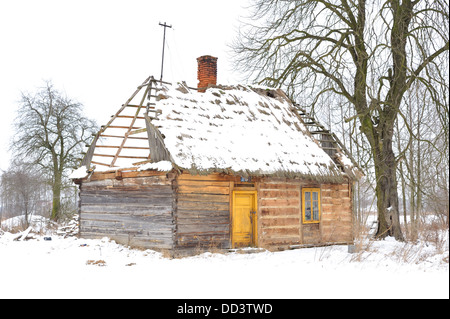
[80,218,172,230]
[81,194,172,206]
[322,214,352,224]
[260,207,299,217]
[262,227,300,237]
[178,185,230,195]
[81,227,174,241]
[81,204,171,215]
[176,208,229,217]
[83,186,173,193]
[81,189,173,198]
[259,236,301,247]
[177,193,229,203]
[177,234,230,249]
[177,217,230,227]
[177,180,230,187]
[81,232,173,249]
[302,223,321,244]
[82,212,172,223]
[260,198,300,207]
[259,182,300,190]
[177,173,234,182]
[177,200,229,211]
[260,217,300,227]
[80,195,172,204]
[177,224,229,234]
[88,170,168,181]
[259,190,300,198]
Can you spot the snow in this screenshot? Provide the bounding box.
[138,160,173,172]
[68,166,89,179]
[154,84,341,178]
[0,218,448,299]
[1,215,50,233]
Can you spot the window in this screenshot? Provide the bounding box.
[302,188,321,223]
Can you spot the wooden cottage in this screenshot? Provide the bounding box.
[71,56,361,255]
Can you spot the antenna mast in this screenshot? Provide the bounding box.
[159,22,172,81]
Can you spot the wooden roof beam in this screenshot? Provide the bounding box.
[99,134,148,140]
[94,145,149,150]
[93,154,149,159]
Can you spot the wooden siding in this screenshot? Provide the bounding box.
[79,174,174,250]
[77,171,353,253]
[174,173,231,250]
[258,180,301,248]
[320,183,353,243]
[258,178,354,248]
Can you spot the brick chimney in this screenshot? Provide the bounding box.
[197,55,218,92]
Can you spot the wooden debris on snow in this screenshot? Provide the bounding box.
[12,226,34,241]
[4,214,79,241]
[56,214,79,238]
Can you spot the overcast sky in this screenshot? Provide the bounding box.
[0,0,251,171]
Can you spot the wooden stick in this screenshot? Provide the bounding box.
[94,145,149,150]
[107,125,143,130]
[91,161,115,167]
[93,154,149,159]
[99,134,147,140]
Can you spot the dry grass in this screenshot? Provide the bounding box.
[418,218,448,254]
[351,214,449,265]
[349,222,376,262]
[86,259,107,266]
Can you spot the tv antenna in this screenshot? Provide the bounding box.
[159,22,172,81]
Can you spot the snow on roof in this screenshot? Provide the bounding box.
[79,77,351,181]
[152,83,343,180]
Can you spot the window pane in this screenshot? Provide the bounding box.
[305,201,311,221]
[305,191,311,201]
[312,191,318,201]
[313,201,319,220]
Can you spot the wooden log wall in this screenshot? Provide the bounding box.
[320,183,353,243]
[258,178,354,249]
[258,180,301,248]
[79,174,174,250]
[77,170,353,253]
[174,174,231,250]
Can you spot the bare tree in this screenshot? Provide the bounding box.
[11,81,97,221]
[0,161,51,228]
[232,0,449,240]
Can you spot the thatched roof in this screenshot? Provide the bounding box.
[73,77,359,182]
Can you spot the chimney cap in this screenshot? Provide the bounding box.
[197,55,218,61]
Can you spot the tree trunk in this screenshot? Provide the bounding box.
[373,127,404,241]
[396,120,409,238]
[51,171,62,221]
[359,100,404,241]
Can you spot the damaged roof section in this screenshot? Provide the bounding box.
[81,76,156,170]
[78,77,360,182]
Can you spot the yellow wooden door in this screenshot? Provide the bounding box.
[232,191,257,248]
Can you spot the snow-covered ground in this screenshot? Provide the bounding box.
[0,216,448,299]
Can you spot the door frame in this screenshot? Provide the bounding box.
[231,190,258,248]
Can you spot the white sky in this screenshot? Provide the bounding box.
[0,0,250,171]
